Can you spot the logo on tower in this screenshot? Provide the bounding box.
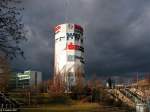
[68,24,74,30]
[54,25,61,34]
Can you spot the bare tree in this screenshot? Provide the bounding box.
[0,0,26,92]
[0,0,26,59]
[144,73,150,83]
[48,72,65,95]
[0,56,10,91]
[74,68,85,93]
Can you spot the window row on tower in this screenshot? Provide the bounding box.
[67,55,84,64]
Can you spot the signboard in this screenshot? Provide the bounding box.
[17,74,30,80]
[66,42,84,52]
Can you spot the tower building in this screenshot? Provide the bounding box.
[54,23,84,90]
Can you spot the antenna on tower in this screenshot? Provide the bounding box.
[65,0,69,22]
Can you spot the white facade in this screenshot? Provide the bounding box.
[54,23,84,87]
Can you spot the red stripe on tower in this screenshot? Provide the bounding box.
[75,24,83,32]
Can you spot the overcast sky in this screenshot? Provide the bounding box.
[11,0,150,79]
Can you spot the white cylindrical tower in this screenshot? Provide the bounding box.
[54,23,84,88]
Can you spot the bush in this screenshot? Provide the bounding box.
[49,94,72,104]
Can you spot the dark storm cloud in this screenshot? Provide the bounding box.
[11,0,150,79]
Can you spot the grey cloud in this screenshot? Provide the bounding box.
[11,0,150,79]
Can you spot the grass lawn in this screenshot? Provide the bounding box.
[20,102,99,112]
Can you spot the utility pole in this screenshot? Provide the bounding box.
[65,0,69,22]
[137,72,139,89]
[28,92,30,105]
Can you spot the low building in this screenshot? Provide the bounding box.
[9,70,42,89]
